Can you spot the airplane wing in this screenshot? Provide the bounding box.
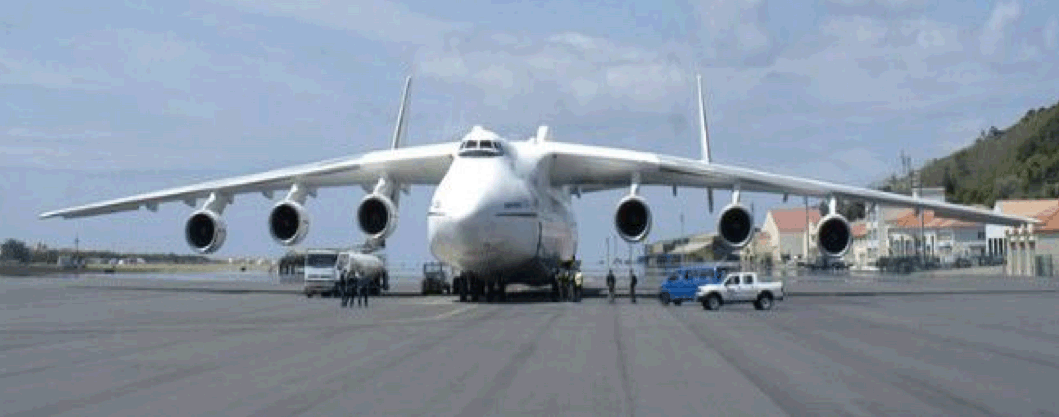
[39,142,457,219]
[546,142,1037,226]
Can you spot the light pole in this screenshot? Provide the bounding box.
[605,236,610,271]
[74,234,80,276]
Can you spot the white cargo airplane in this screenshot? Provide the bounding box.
[41,75,1035,302]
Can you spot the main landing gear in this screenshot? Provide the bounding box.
[455,273,507,303]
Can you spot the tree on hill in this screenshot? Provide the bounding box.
[913,99,1059,207]
[1,239,31,263]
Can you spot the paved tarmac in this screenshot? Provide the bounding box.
[3,277,1058,416]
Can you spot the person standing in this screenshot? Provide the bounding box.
[341,270,356,308]
[605,269,616,303]
[357,272,370,307]
[573,268,584,302]
[629,269,638,303]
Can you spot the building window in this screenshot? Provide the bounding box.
[978,231,986,240]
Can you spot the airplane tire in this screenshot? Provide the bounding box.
[659,292,671,306]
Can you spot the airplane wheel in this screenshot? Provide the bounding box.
[659,293,670,306]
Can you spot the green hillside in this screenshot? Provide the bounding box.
[912,100,1059,206]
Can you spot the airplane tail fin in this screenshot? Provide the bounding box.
[390,75,413,150]
[696,74,712,163]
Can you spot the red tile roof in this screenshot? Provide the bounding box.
[851,222,868,238]
[768,207,821,233]
[891,209,981,229]
[1029,205,1059,234]
[996,199,1059,217]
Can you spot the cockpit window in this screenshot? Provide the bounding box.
[458,139,505,158]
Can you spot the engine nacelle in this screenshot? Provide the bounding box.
[816,213,853,258]
[185,209,227,254]
[357,194,398,240]
[614,195,652,243]
[269,200,310,246]
[716,203,755,249]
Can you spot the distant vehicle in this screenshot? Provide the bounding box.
[304,249,340,298]
[659,263,738,306]
[696,272,784,311]
[336,250,388,296]
[421,262,451,295]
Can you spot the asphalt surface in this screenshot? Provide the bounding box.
[3,277,1059,416]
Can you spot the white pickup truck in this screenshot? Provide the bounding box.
[695,272,784,311]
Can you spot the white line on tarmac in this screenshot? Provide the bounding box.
[377,304,478,325]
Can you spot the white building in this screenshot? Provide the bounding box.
[987,199,1059,258]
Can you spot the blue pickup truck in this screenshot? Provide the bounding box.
[658,263,739,306]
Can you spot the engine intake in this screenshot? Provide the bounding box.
[614,195,652,243]
[357,194,398,240]
[269,200,310,246]
[717,204,754,249]
[816,213,852,257]
[185,210,227,254]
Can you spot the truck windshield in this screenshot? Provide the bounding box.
[306,254,337,268]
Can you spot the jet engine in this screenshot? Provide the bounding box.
[269,200,310,246]
[614,195,652,243]
[184,209,227,254]
[816,213,853,257]
[716,203,755,249]
[357,193,398,240]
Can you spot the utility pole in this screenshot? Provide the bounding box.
[74,234,80,276]
[680,212,685,237]
[605,236,610,271]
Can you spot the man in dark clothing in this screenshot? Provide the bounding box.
[357,272,370,307]
[629,269,638,303]
[340,271,356,308]
[605,269,616,302]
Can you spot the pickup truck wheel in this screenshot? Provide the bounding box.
[659,292,671,306]
[703,294,722,311]
[754,293,774,310]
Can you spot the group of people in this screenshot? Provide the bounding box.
[556,264,584,302]
[605,269,638,303]
[556,260,639,303]
[339,271,372,308]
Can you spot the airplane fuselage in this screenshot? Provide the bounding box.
[427,128,577,286]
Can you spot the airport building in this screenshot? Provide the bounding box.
[987,199,1059,259]
[760,206,821,263]
[885,209,986,263]
[1002,201,1059,276]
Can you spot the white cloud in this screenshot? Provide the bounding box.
[691,0,773,64]
[6,128,113,140]
[826,0,926,10]
[417,32,693,116]
[980,1,1021,56]
[0,48,121,90]
[772,16,968,110]
[1045,16,1058,50]
[165,98,221,119]
[218,0,465,45]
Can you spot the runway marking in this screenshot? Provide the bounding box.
[378,304,479,325]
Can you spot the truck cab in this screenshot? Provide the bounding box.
[303,249,340,297]
[658,263,737,306]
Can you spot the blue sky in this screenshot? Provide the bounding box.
[3,0,1058,265]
